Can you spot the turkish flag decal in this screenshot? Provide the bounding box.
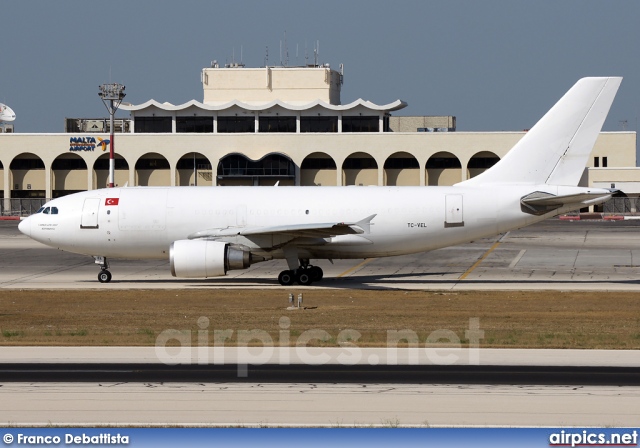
[105,198,119,206]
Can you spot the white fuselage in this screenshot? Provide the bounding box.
[19,184,580,262]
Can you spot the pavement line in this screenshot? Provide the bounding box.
[337,258,374,278]
[459,241,501,280]
[508,249,527,269]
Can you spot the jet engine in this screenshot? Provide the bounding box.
[170,240,254,278]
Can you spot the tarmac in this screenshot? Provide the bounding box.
[1,219,640,290]
[1,218,639,427]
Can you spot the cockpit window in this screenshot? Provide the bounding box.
[36,206,58,215]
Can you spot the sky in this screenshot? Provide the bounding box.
[1,0,639,135]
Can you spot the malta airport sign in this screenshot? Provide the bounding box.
[69,137,109,152]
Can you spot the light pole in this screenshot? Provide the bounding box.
[98,83,126,188]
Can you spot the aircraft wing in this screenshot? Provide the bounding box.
[521,191,613,215]
[188,214,376,239]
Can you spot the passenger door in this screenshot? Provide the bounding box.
[80,198,100,229]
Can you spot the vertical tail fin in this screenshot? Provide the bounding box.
[458,77,622,186]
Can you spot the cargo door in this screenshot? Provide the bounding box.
[444,194,464,228]
[80,198,100,229]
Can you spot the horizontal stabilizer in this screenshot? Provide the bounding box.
[521,190,612,215]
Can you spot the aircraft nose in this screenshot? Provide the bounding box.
[18,216,31,237]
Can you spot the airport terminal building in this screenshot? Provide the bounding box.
[0,62,637,214]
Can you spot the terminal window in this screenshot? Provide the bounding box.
[217,154,295,177]
[217,117,255,133]
[176,117,213,133]
[135,117,172,133]
[300,116,338,133]
[342,116,379,132]
[259,116,296,133]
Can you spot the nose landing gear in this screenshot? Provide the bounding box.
[98,269,112,283]
[94,256,112,283]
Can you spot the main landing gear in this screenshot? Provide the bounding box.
[94,256,112,283]
[278,259,323,286]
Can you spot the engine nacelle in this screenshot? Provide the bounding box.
[170,240,252,278]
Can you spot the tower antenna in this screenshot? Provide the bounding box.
[314,41,318,67]
[284,30,289,67]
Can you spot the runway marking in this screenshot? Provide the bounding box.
[459,241,501,280]
[337,258,375,278]
[508,249,527,269]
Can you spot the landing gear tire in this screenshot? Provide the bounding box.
[278,270,295,286]
[98,270,112,283]
[296,270,313,286]
[309,266,323,281]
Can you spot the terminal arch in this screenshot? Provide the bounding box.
[384,152,419,186]
[135,153,170,186]
[10,153,45,198]
[467,151,500,179]
[342,152,378,186]
[217,153,295,186]
[177,152,213,186]
[426,152,462,186]
[93,153,129,189]
[52,153,87,197]
[301,152,337,186]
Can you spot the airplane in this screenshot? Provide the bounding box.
[18,77,622,285]
[0,103,16,122]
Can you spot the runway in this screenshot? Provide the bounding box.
[1,219,640,290]
[1,363,639,385]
